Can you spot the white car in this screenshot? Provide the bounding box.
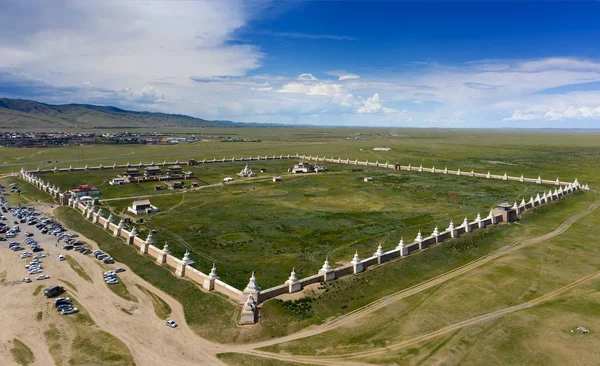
[165,320,178,328]
[58,254,65,261]
[23,277,32,283]
[36,274,50,280]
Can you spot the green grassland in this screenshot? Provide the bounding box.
[41,159,545,289]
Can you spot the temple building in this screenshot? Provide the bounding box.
[237,165,256,178]
[69,184,100,197]
[127,199,159,215]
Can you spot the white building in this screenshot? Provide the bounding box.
[373,147,391,151]
[127,199,159,215]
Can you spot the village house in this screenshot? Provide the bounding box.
[364,177,373,182]
[69,184,100,197]
[127,199,159,215]
[273,176,282,183]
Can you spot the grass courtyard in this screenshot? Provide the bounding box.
[41,160,545,289]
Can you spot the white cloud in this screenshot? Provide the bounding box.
[516,58,600,73]
[116,86,165,104]
[324,70,360,81]
[0,1,262,91]
[279,82,344,96]
[251,82,272,91]
[339,74,360,81]
[357,93,395,114]
[504,105,600,121]
[298,73,318,81]
[503,109,541,121]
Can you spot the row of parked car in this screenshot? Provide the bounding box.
[103,268,125,285]
[53,297,79,315]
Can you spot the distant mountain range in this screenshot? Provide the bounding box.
[0,98,229,129]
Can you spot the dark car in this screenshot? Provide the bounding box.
[32,247,44,252]
[44,285,65,298]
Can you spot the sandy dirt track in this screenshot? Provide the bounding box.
[0,206,226,366]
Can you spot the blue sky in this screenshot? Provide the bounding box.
[1,0,600,128]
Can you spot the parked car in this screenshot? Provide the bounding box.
[58,254,65,261]
[61,307,79,315]
[36,275,49,280]
[54,297,71,306]
[56,304,74,312]
[165,320,178,328]
[23,277,32,283]
[114,268,126,273]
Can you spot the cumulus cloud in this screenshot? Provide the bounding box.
[504,106,600,121]
[503,109,540,121]
[298,73,318,81]
[357,93,395,114]
[279,82,343,96]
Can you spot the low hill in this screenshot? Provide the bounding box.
[0,98,221,129]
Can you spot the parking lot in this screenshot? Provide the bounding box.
[0,192,223,365]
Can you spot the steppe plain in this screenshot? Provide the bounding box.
[1,127,600,365]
